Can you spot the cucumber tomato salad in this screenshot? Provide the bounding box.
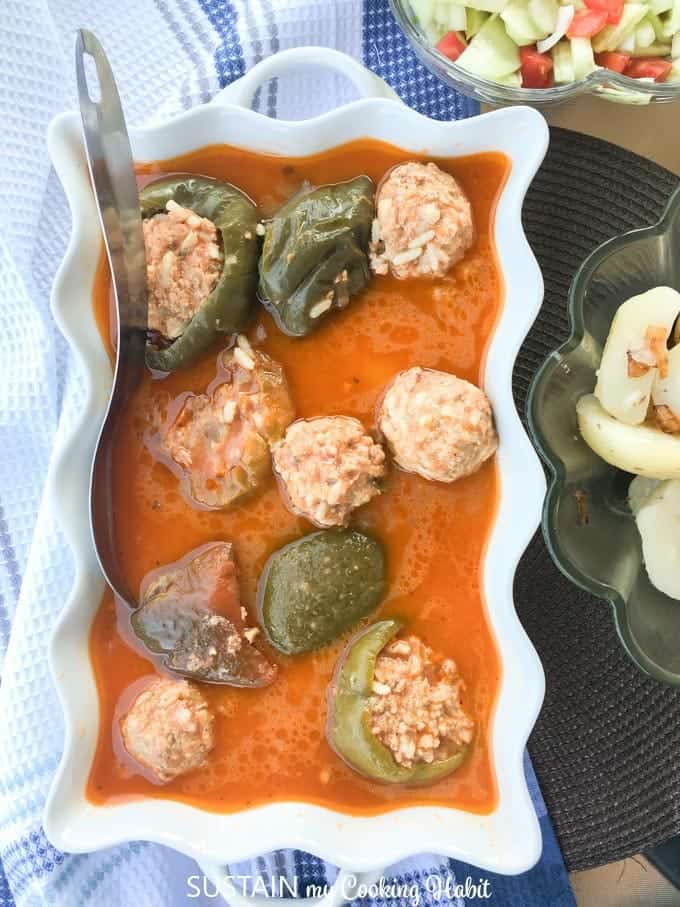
[410,0,680,88]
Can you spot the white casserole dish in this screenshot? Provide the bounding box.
[44,46,548,892]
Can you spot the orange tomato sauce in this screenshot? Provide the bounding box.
[87,140,508,815]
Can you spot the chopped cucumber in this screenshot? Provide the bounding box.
[628,41,672,52]
[650,0,673,14]
[466,7,491,33]
[673,30,680,54]
[457,15,521,77]
[593,3,649,52]
[636,20,657,46]
[410,0,437,25]
[645,11,668,41]
[501,0,548,44]
[553,40,576,80]
[496,69,524,83]
[410,0,447,39]
[448,0,512,11]
[410,0,434,18]
[529,0,560,32]
[435,1,451,26]
[422,20,444,41]
[663,0,680,37]
[596,84,653,101]
[442,0,465,28]
[447,3,468,28]
[570,36,598,78]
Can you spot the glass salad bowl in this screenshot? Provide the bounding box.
[391,0,680,106]
[528,183,680,687]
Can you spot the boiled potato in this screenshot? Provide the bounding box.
[577,394,680,479]
[633,479,680,600]
[594,286,680,426]
[628,475,663,517]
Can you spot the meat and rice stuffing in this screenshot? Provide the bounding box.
[369,162,474,280]
[144,200,223,339]
[368,635,474,768]
[121,677,214,782]
[272,416,386,527]
[161,336,294,508]
[378,366,497,483]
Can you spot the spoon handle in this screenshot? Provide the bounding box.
[75,29,148,341]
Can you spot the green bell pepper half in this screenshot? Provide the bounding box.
[132,542,277,687]
[258,176,374,337]
[328,620,470,784]
[141,176,259,372]
[258,529,386,655]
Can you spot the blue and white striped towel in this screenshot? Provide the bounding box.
[0,1,574,904]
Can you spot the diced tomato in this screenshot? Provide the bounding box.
[567,8,608,36]
[584,0,624,25]
[595,51,631,72]
[436,30,467,62]
[624,57,673,81]
[520,46,554,88]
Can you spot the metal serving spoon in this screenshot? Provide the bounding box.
[75,29,148,606]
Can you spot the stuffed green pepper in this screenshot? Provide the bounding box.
[258,176,374,336]
[258,529,386,655]
[141,176,259,371]
[132,542,277,687]
[328,620,474,784]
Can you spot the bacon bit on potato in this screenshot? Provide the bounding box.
[654,404,680,434]
[646,325,669,379]
[627,325,670,378]
[627,351,652,378]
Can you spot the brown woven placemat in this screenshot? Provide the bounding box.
[514,126,680,872]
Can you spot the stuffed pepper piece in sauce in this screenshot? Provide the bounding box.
[328,620,474,784]
[132,541,277,687]
[160,337,295,509]
[258,176,374,336]
[258,529,386,655]
[141,176,259,371]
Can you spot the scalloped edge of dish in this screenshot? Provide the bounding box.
[527,183,680,686]
[44,96,548,874]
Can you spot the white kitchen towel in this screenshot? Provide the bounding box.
[0,2,574,906]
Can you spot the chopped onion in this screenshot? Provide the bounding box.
[536,5,575,54]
